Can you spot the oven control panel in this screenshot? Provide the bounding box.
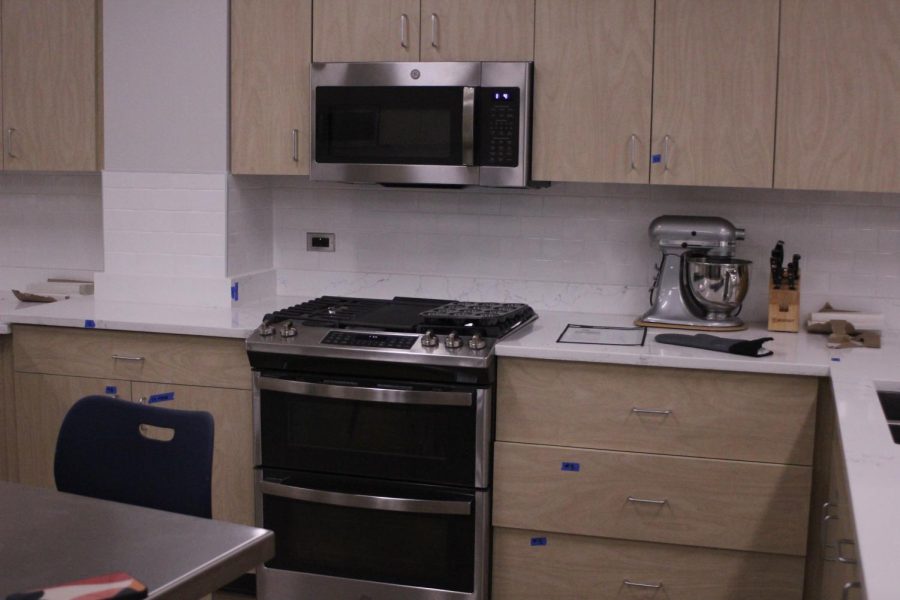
[321,331,418,349]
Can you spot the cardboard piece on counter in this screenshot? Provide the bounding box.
[807,303,883,333]
[825,319,881,349]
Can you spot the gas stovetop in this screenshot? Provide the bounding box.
[246,296,538,369]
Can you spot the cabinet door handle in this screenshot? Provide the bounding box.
[822,514,839,560]
[6,128,17,158]
[631,407,672,416]
[112,354,145,362]
[430,13,440,48]
[836,538,857,564]
[629,134,638,171]
[627,496,668,506]
[842,581,861,600]
[623,580,663,590]
[400,13,409,48]
[291,129,299,162]
[662,134,673,172]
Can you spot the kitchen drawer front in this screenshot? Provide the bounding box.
[492,527,805,600]
[498,358,817,465]
[13,325,250,390]
[493,442,811,555]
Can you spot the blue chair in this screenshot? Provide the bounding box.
[54,395,215,519]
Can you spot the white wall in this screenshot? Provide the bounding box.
[98,0,233,307]
[0,173,103,287]
[103,0,228,173]
[271,179,900,328]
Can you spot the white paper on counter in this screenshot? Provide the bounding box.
[557,324,647,346]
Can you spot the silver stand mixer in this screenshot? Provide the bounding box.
[636,216,752,331]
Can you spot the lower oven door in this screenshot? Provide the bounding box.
[257,470,489,600]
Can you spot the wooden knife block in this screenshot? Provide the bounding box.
[768,275,800,332]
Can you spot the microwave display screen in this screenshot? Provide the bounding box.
[316,86,463,165]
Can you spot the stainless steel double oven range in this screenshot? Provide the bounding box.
[246,296,536,600]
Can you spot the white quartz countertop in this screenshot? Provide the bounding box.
[0,294,309,339]
[0,297,897,597]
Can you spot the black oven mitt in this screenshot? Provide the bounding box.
[655,333,774,357]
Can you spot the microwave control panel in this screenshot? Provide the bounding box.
[478,88,520,167]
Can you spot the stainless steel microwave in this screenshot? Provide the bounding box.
[310,61,533,187]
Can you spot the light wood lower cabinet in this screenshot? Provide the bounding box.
[11,325,254,526]
[132,382,253,526]
[493,357,817,596]
[0,336,15,481]
[498,358,817,465]
[494,441,811,556]
[493,528,805,600]
[14,373,132,488]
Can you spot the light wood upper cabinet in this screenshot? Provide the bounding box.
[532,0,653,183]
[776,0,900,193]
[419,0,534,62]
[313,0,533,62]
[231,0,311,175]
[1,0,99,171]
[650,0,779,188]
[313,0,420,62]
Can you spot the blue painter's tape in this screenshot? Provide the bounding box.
[651,154,662,164]
[104,386,117,395]
[84,319,96,328]
[148,392,175,404]
[231,282,239,302]
[530,537,547,546]
[561,462,581,472]
[831,357,841,362]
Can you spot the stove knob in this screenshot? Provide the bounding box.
[467,333,487,350]
[445,331,463,349]
[279,320,297,338]
[258,319,275,337]
[420,330,439,348]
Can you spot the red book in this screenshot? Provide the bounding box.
[5,572,148,600]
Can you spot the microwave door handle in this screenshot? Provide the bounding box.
[260,481,473,516]
[258,376,473,407]
[462,86,476,166]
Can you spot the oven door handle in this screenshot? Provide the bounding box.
[258,376,473,407]
[259,480,473,516]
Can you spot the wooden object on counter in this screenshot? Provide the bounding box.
[768,275,801,333]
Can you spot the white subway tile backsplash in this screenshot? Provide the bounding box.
[268,179,900,327]
[0,173,103,274]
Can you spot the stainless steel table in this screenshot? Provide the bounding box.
[0,481,274,599]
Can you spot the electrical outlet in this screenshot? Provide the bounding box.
[306,232,335,252]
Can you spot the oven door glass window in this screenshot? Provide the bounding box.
[315,86,463,165]
[261,471,478,593]
[259,379,478,487]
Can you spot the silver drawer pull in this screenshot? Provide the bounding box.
[112,354,145,362]
[842,581,861,600]
[631,407,672,416]
[627,496,668,506]
[624,580,663,590]
[836,538,857,564]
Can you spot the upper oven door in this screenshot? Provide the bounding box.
[311,62,480,185]
[255,374,492,488]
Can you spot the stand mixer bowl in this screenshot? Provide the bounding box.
[686,255,752,320]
